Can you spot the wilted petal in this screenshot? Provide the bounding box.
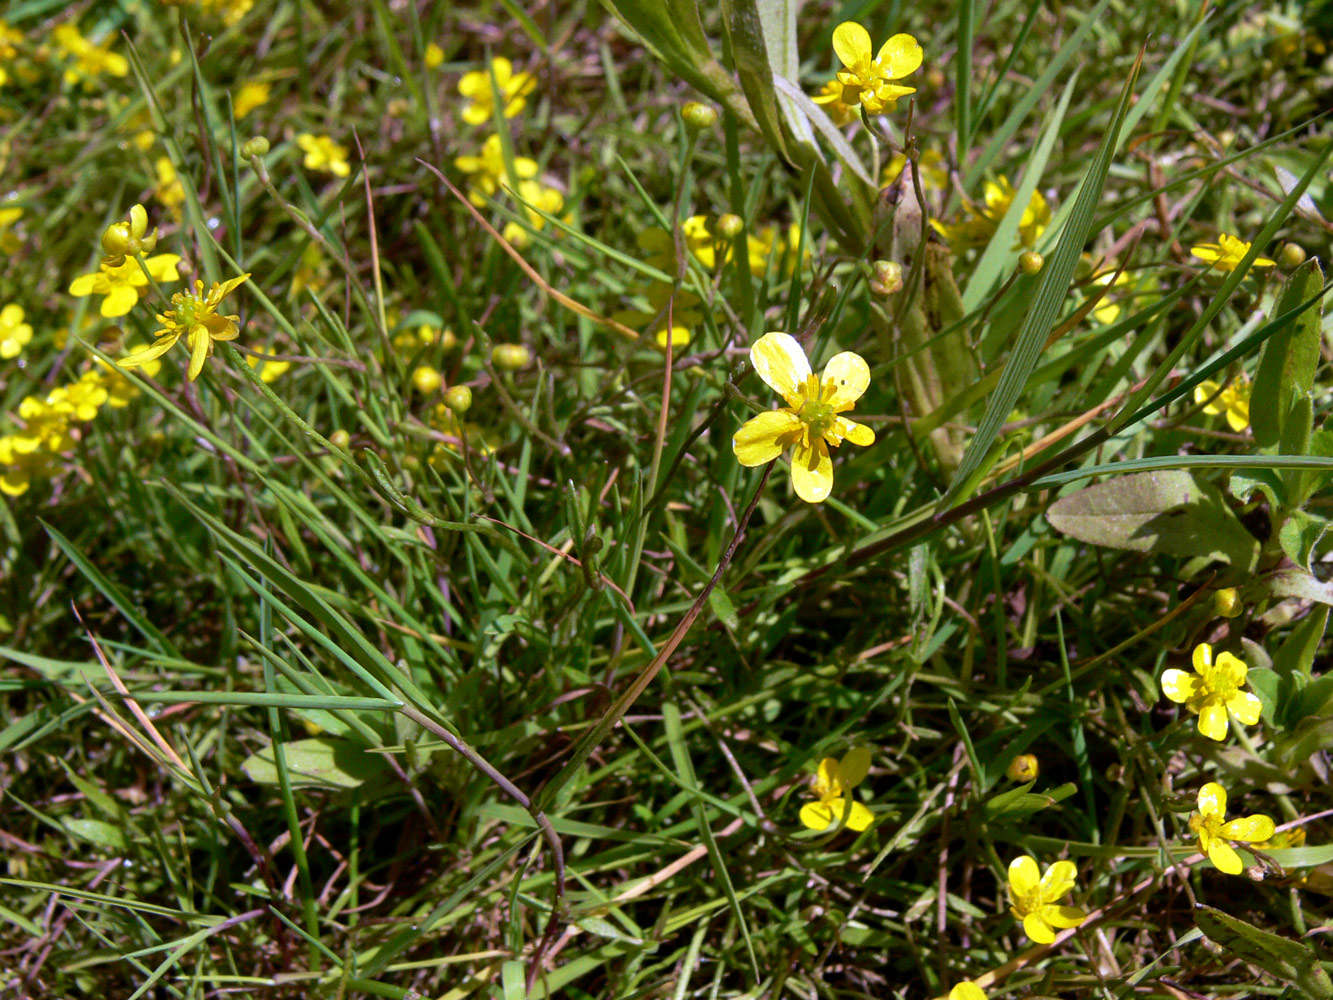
[822,351,871,410]
[1008,855,1040,895]
[790,436,833,503]
[832,21,872,69]
[1159,668,1198,704]
[733,409,801,466]
[750,331,811,406]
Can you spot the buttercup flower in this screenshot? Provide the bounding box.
[424,42,445,69]
[1190,234,1276,273]
[296,134,350,177]
[638,215,727,273]
[1007,856,1087,944]
[733,332,875,503]
[96,346,161,406]
[1193,375,1251,432]
[119,273,250,381]
[100,203,158,267]
[612,283,706,349]
[0,303,31,358]
[931,176,1050,252]
[0,435,57,497]
[457,57,535,125]
[454,134,538,207]
[502,180,564,249]
[1160,642,1262,742]
[47,371,108,422]
[232,80,270,118]
[1189,782,1275,875]
[811,78,859,126]
[799,746,873,832]
[831,21,922,115]
[246,346,291,383]
[881,148,950,191]
[949,984,987,1000]
[69,254,182,318]
[52,23,128,86]
[13,396,73,454]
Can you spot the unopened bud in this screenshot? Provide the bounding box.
[1279,243,1306,270]
[869,260,903,296]
[241,136,270,158]
[444,384,472,414]
[1214,587,1242,619]
[100,203,158,266]
[411,365,443,394]
[328,429,350,450]
[439,327,458,351]
[1006,754,1039,783]
[681,101,719,130]
[1019,251,1044,275]
[492,343,531,370]
[715,213,744,240]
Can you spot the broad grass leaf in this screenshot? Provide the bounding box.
[241,737,392,790]
[1252,259,1325,447]
[1195,905,1333,1000]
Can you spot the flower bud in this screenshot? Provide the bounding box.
[1279,243,1306,269]
[439,327,458,351]
[681,101,719,130]
[241,136,270,158]
[1006,754,1039,783]
[328,428,350,450]
[411,365,443,394]
[869,260,903,296]
[444,384,472,414]
[100,203,158,267]
[715,213,744,240]
[1214,587,1242,619]
[1019,251,1044,275]
[492,343,531,370]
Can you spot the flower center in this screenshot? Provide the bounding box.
[797,394,835,439]
[1012,885,1043,917]
[171,293,205,329]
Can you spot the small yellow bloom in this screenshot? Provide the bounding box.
[881,148,949,191]
[1193,376,1251,432]
[733,332,875,503]
[931,176,1050,252]
[799,746,873,832]
[0,202,21,254]
[638,215,727,273]
[0,303,32,358]
[68,254,182,318]
[612,283,706,349]
[412,364,443,394]
[1007,856,1087,944]
[1189,782,1275,875]
[949,984,987,1000]
[1086,262,1132,325]
[424,42,444,69]
[246,346,291,383]
[454,134,538,208]
[96,345,161,406]
[501,180,565,248]
[232,80,270,119]
[831,21,922,115]
[100,203,158,267]
[0,434,57,497]
[47,371,108,422]
[118,273,250,381]
[1006,754,1039,783]
[296,133,350,178]
[52,23,128,86]
[1160,642,1262,742]
[1190,234,1276,273]
[457,57,535,125]
[155,157,186,218]
[811,77,859,127]
[13,396,73,454]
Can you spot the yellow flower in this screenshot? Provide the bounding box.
[1190,234,1276,273]
[296,134,350,177]
[100,203,158,267]
[799,746,873,832]
[96,345,161,406]
[246,346,291,383]
[502,180,565,249]
[457,57,535,125]
[811,77,859,127]
[411,364,443,394]
[830,21,922,115]
[1085,261,1133,325]
[13,396,73,454]
[424,42,444,69]
[1193,376,1251,432]
[0,21,22,88]
[118,273,250,381]
[0,202,21,253]
[638,215,727,273]
[1006,754,1039,783]
[1160,642,1262,742]
[733,332,875,503]
[1007,856,1087,944]
[931,176,1050,252]
[47,371,108,421]
[52,23,128,86]
[749,222,810,279]
[155,157,186,218]
[612,283,705,349]
[1189,782,1275,875]
[0,434,57,496]
[882,148,950,191]
[0,303,31,358]
[949,984,987,1000]
[232,80,270,119]
[68,254,182,318]
[454,134,538,208]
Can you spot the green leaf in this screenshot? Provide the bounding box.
[983,780,1077,820]
[1195,905,1333,1000]
[1230,467,1285,509]
[708,586,739,631]
[240,737,393,790]
[720,0,790,161]
[1046,470,1259,571]
[1245,668,1282,726]
[1268,570,1333,607]
[1251,258,1325,447]
[1274,715,1333,768]
[1278,510,1328,571]
[1297,674,1333,725]
[63,818,129,851]
[1274,605,1328,681]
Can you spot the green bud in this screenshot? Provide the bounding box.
[241,136,270,158]
[444,384,472,414]
[1006,754,1039,783]
[869,260,903,296]
[715,213,744,240]
[492,343,531,370]
[1279,243,1306,269]
[1019,251,1044,275]
[328,429,350,450]
[681,101,719,130]
[1214,587,1242,619]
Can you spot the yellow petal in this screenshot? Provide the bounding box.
[949,984,988,1000]
[838,746,872,788]
[1253,256,1277,268]
[146,254,183,281]
[69,272,100,296]
[457,70,488,97]
[1008,855,1040,895]
[1022,913,1055,944]
[790,436,833,503]
[118,336,179,368]
[1039,860,1077,900]
[843,800,874,831]
[1207,840,1242,875]
[832,21,872,69]
[733,409,801,466]
[800,801,836,831]
[1197,699,1229,741]
[876,33,923,79]
[102,284,140,317]
[821,351,871,410]
[836,415,875,447]
[749,331,811,406]
[1197,781,1227,818]
[1159,668,1198,704]
[187,328,211,381]
[1227,690,1262,726]
[462,104,490,126]
[1193,642,1213,672]
[1041,904,1087,929]
[1222,814,1276,843]
[1190,244,1220,263]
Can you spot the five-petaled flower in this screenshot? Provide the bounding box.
[799,746,873,832]
[1189,781,1275,875]
[119,273,251,381]
[1193,375,1251,432]
[68,254,182,317]
[831,21,922,116]
[1160,642,1262,742]
[733,332,875,503]
[296,133,350,177]
[1190,234,1276,273]
[458,57,536,125]
[1007,856,1087,944]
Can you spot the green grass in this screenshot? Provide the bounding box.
[2,1,1333,998]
